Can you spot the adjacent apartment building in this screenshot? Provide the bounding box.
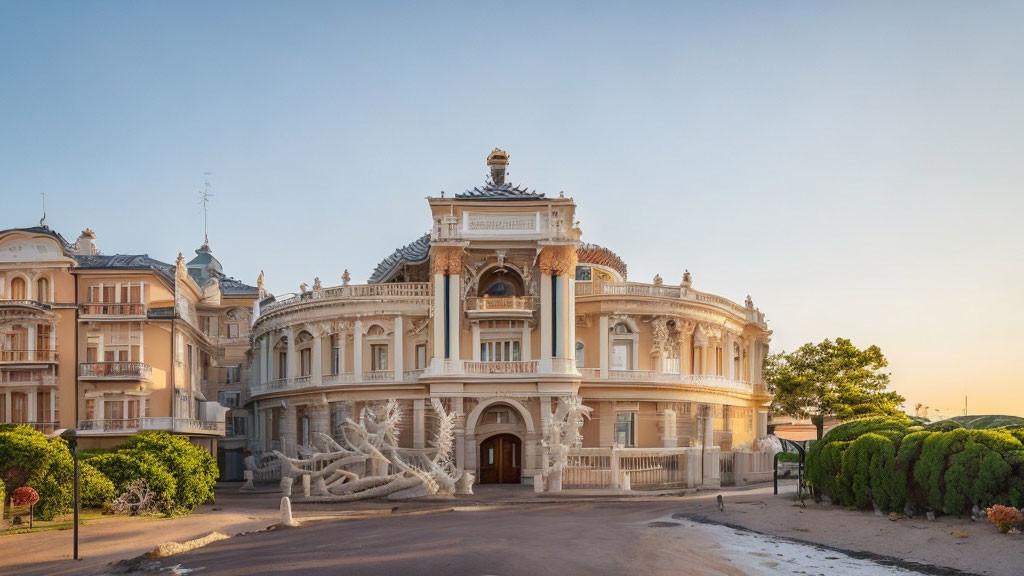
[0,225,257,476]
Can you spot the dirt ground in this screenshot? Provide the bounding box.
[1,481,1022,576]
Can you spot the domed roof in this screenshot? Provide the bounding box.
[368,233,431,284]
[577,243,627,280]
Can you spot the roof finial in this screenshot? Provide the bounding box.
[486,148,509,186]
[197,173,214,251]
[39,192,47,228]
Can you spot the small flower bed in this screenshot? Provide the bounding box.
[986,505,1023,534]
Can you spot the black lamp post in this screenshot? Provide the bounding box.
[52,429,80,560]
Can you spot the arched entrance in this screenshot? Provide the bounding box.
[478,433,522,484]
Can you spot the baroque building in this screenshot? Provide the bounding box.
[0,225,257,469]
[247,150,772,488]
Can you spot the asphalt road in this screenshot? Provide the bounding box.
[164,501,744,576]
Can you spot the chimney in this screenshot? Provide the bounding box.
[487,148,509,186]
[72,228,98,256]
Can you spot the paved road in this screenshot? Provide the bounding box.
[167,501,744,576]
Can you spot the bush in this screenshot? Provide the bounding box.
[79,462,116,509]
[0,425,73,520]
[89,452,176,512]
[807,417,1024,516]
[118,432,217,513]
[986,505,1023,533]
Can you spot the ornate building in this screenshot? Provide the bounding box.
[0,225,257,466]
[247,150,773,489]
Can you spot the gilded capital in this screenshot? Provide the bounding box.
[538,245,578,276]
[432,246,464,275]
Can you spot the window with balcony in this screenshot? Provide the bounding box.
[614,412,636,447]
[371,344,388,371]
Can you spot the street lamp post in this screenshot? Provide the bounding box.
[51,429,80,560]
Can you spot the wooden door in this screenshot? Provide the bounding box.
[479,434,522,484]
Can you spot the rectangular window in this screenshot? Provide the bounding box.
[371,344,388,371]
[615,412,637,447]
[218,391,240,408]
[232,415,247,436]
[611,343,631,370]
[226,366,240,383]
[227,324,239,339]
[415,344,427,369]
[300,349,312,376]
[481,339,521,362]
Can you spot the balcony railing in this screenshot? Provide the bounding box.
[79,302,147,316]
[464,360,538,375]
[362,370,394,382]
[261,282,433,314]
[79,361,152,380]
[0,374,58,387]
[466,295,537,311]
[0,299,51,311]
[583,369,756,394]
[0,349,58,363]
[78,418,225,435]
[575,281,765,324]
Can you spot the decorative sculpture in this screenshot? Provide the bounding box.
[313,277,322,291]
[682,269,692,288]
[342,269,351,286]
[540,396,593,491]
[745,295,754,309]
[653,274,663,286]
[273,398,472,501]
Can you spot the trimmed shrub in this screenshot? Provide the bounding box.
[89,452,176,511]
[842,433,900,510]
[0,425,73,520]
[118,432,217,513]
[79,461,116,509]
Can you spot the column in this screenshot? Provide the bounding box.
[282,403,297,458]
[353,319,363,381]
[393,316,404,378]
[539,272,552,371]
[453,397,465,471]
[471,322,481,361]
[757,410,769,438]
[723,333,733,379]
[286,328,296,380]
[703,409,715,448]
[27,391,37,424]
[413,399,425,449]
[599,315,609,378]
[748,338,758,383]
[448,274,461,360]
[567,274,576,366]
[339,333,347,374]
[432,271,445,363]
[662,408,678,447]
[680,335,690,375]
[311,329,323,386]
[27,325,36,354]
[4,392,11,422]
[260,337,269,383]
[520,323,531,361]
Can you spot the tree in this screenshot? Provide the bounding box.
[765,338,903,439]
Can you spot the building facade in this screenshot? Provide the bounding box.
[247,150,772,487]
[0,226,257,463]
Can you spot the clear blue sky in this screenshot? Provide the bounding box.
[2,1,1022,416]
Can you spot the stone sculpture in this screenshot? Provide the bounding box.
[273,398,472,501]
[541,396,593,491]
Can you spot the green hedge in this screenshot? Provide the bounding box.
[119,432,218,513]
[79,461,116,509]
[807,417,1024,515]
[88,452,177,511]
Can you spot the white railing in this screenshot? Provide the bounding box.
[322,373,356,386]
[403,369,425,381]
[293,375,311,387]
[591,371,756,394]
[362,370,394,382]
[464,360,538,374]
[563,447,697,490]
[261,282,433,314]
[574,281,764,324]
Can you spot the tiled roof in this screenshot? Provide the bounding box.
[218,275,259,296]
[368,233,431,284]
[0,226,74,251]
[74,254,176,284]
[455,182,545,200]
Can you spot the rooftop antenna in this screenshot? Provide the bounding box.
[197,173,214,248]
[39,192,47,228]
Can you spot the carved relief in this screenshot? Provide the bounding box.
[538,245,578,276]
[432,246,464,275]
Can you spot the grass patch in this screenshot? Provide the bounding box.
[1,507,108,536]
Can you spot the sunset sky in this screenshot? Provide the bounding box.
[2,2,1021,417]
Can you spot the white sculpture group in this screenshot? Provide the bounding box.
[540,396,593,491]
[274,398,473,501]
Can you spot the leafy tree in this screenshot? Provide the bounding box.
[119,431,218,513]
[765,338,904,439]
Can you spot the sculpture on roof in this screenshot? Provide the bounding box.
[273,398,472,501]
[342,270,351,286]
[745,295,754,309]
[257,270,265,293]
[682,269,692,288]
[313,277,322,291]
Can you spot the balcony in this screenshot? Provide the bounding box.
[79,361,152,381]
[248,369,426,398]
[575,282,766,325]
[260,282,433,314]
[77,417,225,436]
[465,296,536,320]
[464,360,538,375]
[79,302,147,318]
[0,299,51,312]
[581,369,758,394]
[0,374,58,387]
[0,349,58,364]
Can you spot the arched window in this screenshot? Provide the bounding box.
[610,322,636,371]
[575,342,585,368]
[296,331,313,377]
[36,277,49,302]
[10,277,26,300]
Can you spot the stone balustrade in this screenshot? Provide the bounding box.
[260,282,433,314]
[575,281,765,324]
[77,417,224,435]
